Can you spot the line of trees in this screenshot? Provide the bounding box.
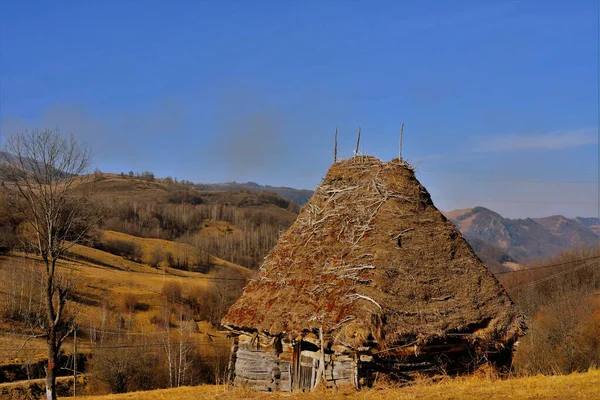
[499,245,600,375]
[86,278,240,393]
[94,198,294,269]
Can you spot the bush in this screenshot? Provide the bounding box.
[513,291,600,375]
[148,245,164,268]
[98,239,142,262]
[163,249,189,271]
[167,190,204,205]
[199,271,246,326]
[185,285,205,317]
[161,281,182,305]
[116,292,139,314]
[0,225,20,253]
[503,246,600,376]
[91,345,164,393]
[201,345,231,384]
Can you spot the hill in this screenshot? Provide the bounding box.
[445,207,599,263]
[1,172,299,269]
[0,231,252,381]
[196,181,314,206]
[87,173,300,215]
[574,217,600,236]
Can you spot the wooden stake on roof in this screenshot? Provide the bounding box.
[354,126,361,156]
[399,122,405,160]
[334,127,338,162]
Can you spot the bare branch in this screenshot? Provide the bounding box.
[14,333,47,357]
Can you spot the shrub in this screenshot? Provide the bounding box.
[513,291,600,375]
[0,225,20,253]
[148,245,164,268]
[98,239,142,262]
[116,292,139,314]
[185,285,205,318]
[149,313,170,329]
[161,281,182,305]
[91,345,164,393]
[201,346,231,384]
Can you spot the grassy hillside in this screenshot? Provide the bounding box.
[76,369,600,400]
[196,181,314,206]
[87,173,299,216]
[87,173,298,269]
[1,171,299,269]
[97,230,248,273]
[0,231,252,367]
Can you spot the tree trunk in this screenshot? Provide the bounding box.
[45,258,59,400]
[46,338,57,400]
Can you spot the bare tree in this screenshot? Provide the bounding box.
[0,128,95,400]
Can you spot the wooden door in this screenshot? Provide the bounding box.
[299,353,317,391]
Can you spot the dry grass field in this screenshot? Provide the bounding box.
[75,369,600,400]
[0,229,253,367]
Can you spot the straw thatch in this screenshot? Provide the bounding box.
[222,156,524,351]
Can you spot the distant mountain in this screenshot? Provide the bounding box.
[0,151,68,177]
[196,181,314,206]
[573,217,600,236]
[445,207,599,263]
[533,215,600,248]
[0,151,17,164]
[462,236,517,273]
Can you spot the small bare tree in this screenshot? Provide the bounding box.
[0,128,95,400]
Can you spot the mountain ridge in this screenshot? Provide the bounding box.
[444,207,599,265]
[195,181,314,206]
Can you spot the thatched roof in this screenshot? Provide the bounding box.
[222,156,525,348]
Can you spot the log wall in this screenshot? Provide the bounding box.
[230,334,355,392]
[229,334,506,391]
[232,334,292,392]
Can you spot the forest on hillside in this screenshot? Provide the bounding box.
[1,171,298,270]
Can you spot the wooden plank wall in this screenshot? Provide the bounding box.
[233,334,291,392]
[231,334,355,392]
[299,350,354,389]
[230,333,506,391]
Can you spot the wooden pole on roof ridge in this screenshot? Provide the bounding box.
[334,127,338,163]
[354,126,361,156]
[399,122,404,160]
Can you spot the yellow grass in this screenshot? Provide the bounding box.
[100,230,249,274]
[75,369,600,400]
[193,219,243,239]
[87,173,169,203]
[0,232,251,365]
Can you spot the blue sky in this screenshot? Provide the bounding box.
[1,1,598,218]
